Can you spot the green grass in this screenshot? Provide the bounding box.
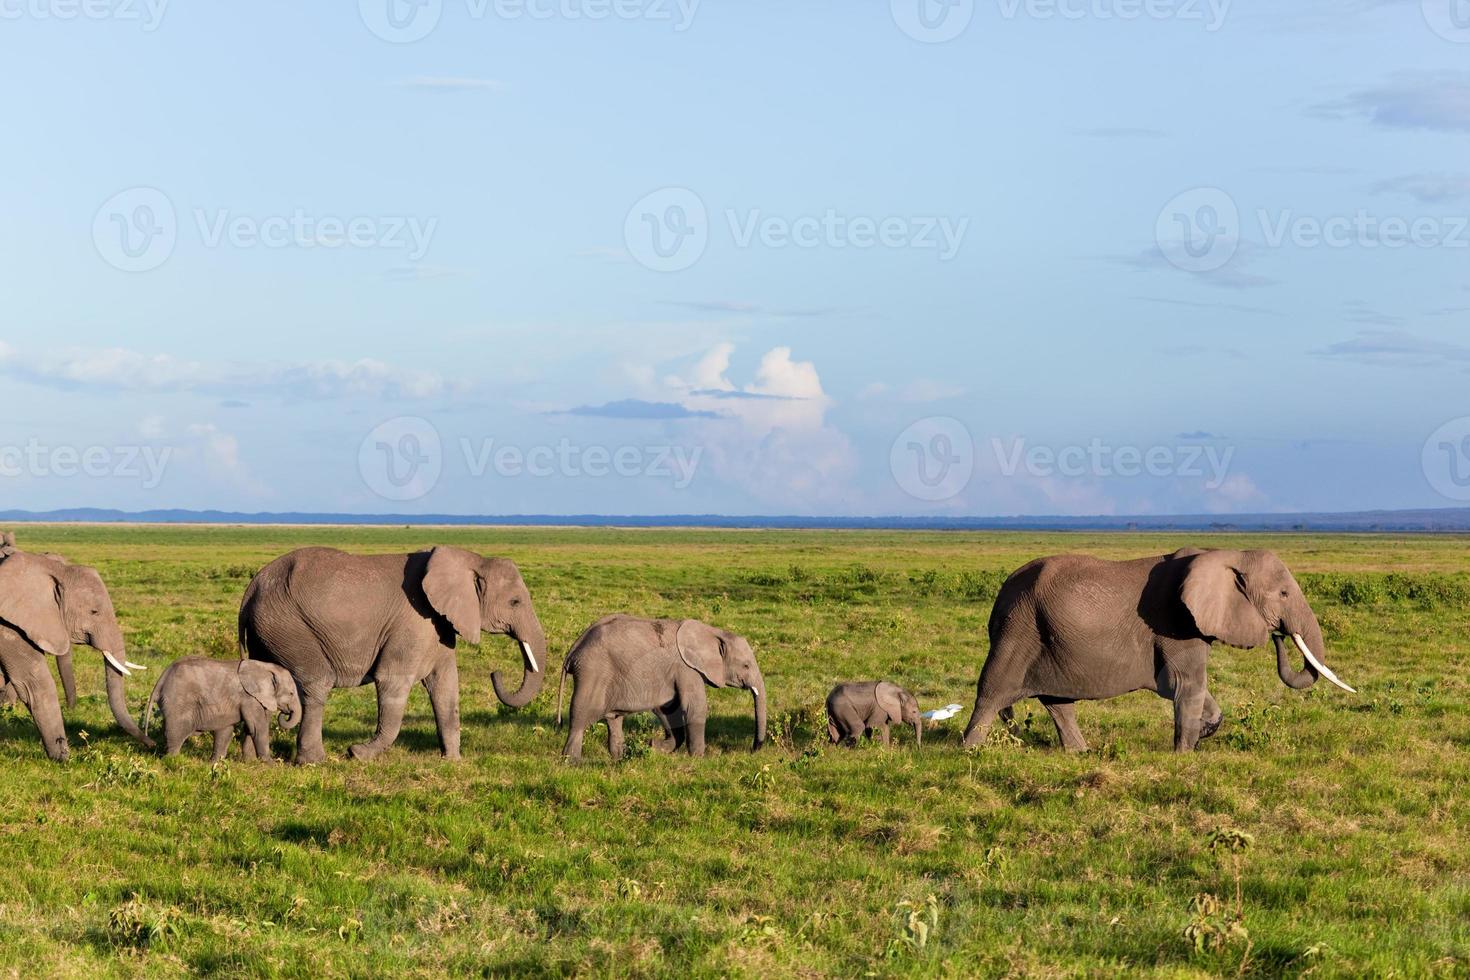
[0,525,1467,977]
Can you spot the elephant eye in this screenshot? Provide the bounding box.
[509,598,521,607]
[1279,590,1289,597]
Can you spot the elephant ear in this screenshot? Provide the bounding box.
[675,620,727,687]
[422,547,482,643]
[1180,550,1270,649]
[239,662,275,713]
[874,682,904,724]
[0,553,70,657]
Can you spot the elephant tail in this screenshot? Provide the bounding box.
[555,620,604,727]
[140,661,175,737]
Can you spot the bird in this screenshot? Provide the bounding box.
[921,704,963,722]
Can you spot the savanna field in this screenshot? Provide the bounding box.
[1,525,1467,978]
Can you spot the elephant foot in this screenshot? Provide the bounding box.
[347,742,386,761]
[651,738,677,755]
[440,749,462,762]
[294,746,327,765]
[1199,716,1223,740]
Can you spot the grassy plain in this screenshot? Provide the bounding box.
[0,525,1466,977]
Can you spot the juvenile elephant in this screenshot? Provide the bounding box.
[0,549,153,760]
[239,546,547,763]
[142,658,302,761]
[961,548,1355,753]
[826,680,922,747]
[556,615,767,759]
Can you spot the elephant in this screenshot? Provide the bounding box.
[826,680,922,748]
[238,546,547,763]
[555,615,767,760]
[0,549,153,760]
[960,548,1356,753]
[142,657,302,762]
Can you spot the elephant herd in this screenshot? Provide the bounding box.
[0,533,1357,764]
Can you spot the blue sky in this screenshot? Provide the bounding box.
[2,0,1468,516]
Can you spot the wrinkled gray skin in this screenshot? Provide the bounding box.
[143,657,302,762]
[239,546,546,764]
[556,615,767,760]
[826,680,922,748]
[0,548,153,761]
[961,548,1350,753]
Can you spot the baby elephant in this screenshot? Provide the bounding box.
[826,681,922,748]
[556,615,767,760]
[143,658,302,761]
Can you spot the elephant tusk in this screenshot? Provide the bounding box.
[125,660,148,671]
[521,641,539,674]
[1292,633,1356,694]
[102,652,132,677]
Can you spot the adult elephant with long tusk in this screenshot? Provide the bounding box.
[238,546,547,763]
[961,547,1355,753]
[0,549,153,760]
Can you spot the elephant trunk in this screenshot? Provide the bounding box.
[57,652,77,709]
[913,714,922,748]
[280,698,303,730]
[104,650,155,748]
[492,616,546,709]
[751,671,767,751]
[1273,632,1318,690]
[1280,607,1355,693]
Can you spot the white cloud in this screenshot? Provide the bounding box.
[0,340,458,403]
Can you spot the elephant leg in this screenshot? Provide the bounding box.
[241,729,259,760]
[294,680,332,765]
[961,693,1022,749]
[210,727,233,763]
[0,651,69,761]
[962,636,1031,749]
[1172,680,1208,752]
[1198,691,1224,740]
[349,675,414,761]
[563,694,600,760]
[826,718,840,745]
[998,705,1021,736]
[676,676,709,757]
[1039,697,1088,752]
[163,714,191,757]
[651,707,680,754]
[422,651,462,761]
[606,715,626,761]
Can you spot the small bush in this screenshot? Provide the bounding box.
[106,895,181,949]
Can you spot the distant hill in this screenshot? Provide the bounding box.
[2,507,1469,532]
